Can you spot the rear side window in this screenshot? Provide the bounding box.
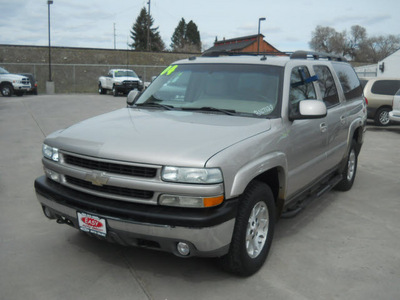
[332,63,363,101]
[371,80,400,96]
[313,65,340,107]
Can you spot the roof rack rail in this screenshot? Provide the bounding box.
[290,51,347,62]
[201,51,289,57]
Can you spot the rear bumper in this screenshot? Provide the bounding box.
[34,176,238,257]
[367,107,376,119]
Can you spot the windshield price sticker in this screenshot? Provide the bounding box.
[160,65,178,76]
[77,212,107,237]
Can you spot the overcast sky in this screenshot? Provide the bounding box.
[1,0,399,52]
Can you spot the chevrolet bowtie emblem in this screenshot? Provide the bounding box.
[84,171,109,186]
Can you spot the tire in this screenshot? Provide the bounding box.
[374,107,391,126]
[98,83,106,95]
[334,140,358,191]
[220,181,276,276]
[1,83,14,97]
[112,86,118,97]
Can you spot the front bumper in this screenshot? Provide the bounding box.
[389,111,400,122]
[114,82,143,93]
[34,176,238,257]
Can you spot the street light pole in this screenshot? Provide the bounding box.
[147,0,151,51]
[257,17,266,55]
[47,0,53,82]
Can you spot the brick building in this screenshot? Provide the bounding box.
[203,34,283,56]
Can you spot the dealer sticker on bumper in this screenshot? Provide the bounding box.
[77,212,107,237]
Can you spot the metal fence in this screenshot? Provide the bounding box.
[1,62,167,94]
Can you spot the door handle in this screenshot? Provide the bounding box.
[320,123,327,133]
[340,116,346,125]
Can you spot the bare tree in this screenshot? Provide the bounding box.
[309,25,400,62]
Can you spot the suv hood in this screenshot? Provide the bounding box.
[114,76,140,82]
[45,108,271,167]
[0,73,26,80]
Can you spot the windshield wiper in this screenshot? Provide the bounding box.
[182,106,237,115]
[135,102,174,110]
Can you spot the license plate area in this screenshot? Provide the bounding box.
[77,212,107,237]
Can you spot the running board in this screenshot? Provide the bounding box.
[281,174,343,218]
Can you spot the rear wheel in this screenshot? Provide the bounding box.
[1,83,14,97]
[374,107,391,126]
[335,140,358,191]
[98,83,106,94]
[221,181,276,276]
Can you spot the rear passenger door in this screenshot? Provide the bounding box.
[313,64,347,169]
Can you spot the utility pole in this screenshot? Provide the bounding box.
[46,0,55,94]
[146,0,151,51]
[47,0,53,81]
[113,23,116,49]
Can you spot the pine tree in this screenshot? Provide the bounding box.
[170,19,201,53]
[170,18,186,51]
[130,7,165,52]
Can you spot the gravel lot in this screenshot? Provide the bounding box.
[1,94,399,300]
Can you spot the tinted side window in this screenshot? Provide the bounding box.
[313,65,339,107]
[371,80,400,96]
[332,63,363,101]
[289,66,317,114]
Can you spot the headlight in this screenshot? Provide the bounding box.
[42,144,59,162]
[161,166,223,184]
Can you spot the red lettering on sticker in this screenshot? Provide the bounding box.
[81,217,103,228]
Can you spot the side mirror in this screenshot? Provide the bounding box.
[127,89,140,106]
[290,100,327,120]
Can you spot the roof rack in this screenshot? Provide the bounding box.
[290,51,347,62]
[201,51,289,57]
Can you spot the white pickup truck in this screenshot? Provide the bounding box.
[98,69,143,96]
[0,66,31,97]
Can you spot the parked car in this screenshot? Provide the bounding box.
[19,73,38,95]
[389,89,400,122]
[0,66,31,96]
[363,78,400,126]
[98,69,143,96]
[35,51,366,276]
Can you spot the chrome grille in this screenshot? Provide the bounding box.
[123,80,139,87]
[65,176,154,199]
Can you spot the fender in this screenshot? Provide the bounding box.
[228,151,287,199]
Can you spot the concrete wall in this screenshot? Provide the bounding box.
[0,45,198,94]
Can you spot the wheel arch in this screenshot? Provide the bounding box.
[228,153,287,216]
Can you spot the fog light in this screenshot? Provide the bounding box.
[42,206,56,219]
[177,242,190,256]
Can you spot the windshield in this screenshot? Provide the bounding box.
[0,67,9,74]
[136,63,283,117]
[115,70,137,77]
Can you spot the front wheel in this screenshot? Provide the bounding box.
[335,140,358,191]
[112,86,118,97]
[1,83,14,97]
[220,181,276,276]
